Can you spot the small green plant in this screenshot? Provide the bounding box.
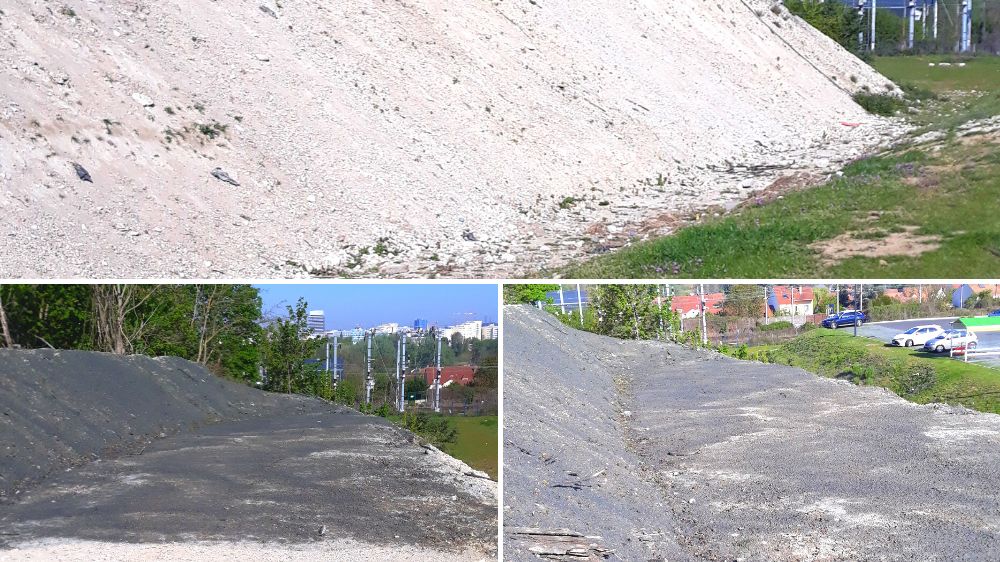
[558,196,577,209]
[164,106,175,115]
[59,6,76,17]
[852,92,905,116]
[197,121,228,139]
[758,320,794,331]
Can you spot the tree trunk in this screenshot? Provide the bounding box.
[0,293,13,348]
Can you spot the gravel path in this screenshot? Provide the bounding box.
[503,305,1000,561]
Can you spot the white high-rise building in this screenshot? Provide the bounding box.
[480,324,498,340]
[307,310,326,335]
[445,320,483,340]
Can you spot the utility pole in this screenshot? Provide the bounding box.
[871,0,877,52]
[836,283,840,314]
[559,285,566,314]
[908,0,916,49]
[764,285,769,325]
[576,283,584,325]
[395,335,403,412]
[332,334,339,392]
[365,329,373,404]
[434,335,442,413]
[699,284,708,346]
[858,0,866,49]
[325,337,331,393]
[657,285,665,341]
[934,0,940,41]
[400,334,407,412]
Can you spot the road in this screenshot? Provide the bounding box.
[504,305,1000,561]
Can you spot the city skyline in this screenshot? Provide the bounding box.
[254,284,498,331]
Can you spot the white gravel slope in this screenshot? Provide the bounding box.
[0,0,902,277]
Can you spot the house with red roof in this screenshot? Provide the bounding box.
[768,286,814,317]
[420,366,476,386]
[668,293,725,319]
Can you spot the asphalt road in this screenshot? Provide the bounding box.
[504,305,1000,561]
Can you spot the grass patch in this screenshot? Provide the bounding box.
[746,329,1000,414]
[385,414,497,479]
[553,55,1000,278]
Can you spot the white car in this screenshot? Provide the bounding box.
[890,325,944,347]
[922,329,978,353]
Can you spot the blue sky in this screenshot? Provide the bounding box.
[254,284,499,330]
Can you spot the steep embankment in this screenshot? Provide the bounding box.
[1,0,900,277]
[0,349,497,560]
[0,349,304,500]
[504,305,1000,561]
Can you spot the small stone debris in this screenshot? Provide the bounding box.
[71,162,92,183]
[211,167,240,186]
[318,525,327,536]
[131,92,155,107]
[462,230,477,241]
[259,5,277,17]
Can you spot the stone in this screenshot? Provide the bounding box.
[131,92,154,107]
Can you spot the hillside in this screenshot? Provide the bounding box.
[504,305,1000,560]
[0,349,497,560]
[0,0,902,277]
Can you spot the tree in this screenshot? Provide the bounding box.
[503,284,559,304]
[591,285,676,340]
[0,292,12,348]
[260,298,322,394]
[722,284,764,319]
[472,356,498,389]
[449,332,465,355]
[91,285,160,354]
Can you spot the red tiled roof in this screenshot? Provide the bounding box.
[771,285,813,305]
[670,293,724,315]
[420,366,476,386]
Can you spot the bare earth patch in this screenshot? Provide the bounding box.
[811,226,942,266]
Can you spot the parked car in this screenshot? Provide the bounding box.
[922,329,978,353]
[890,325,945,347]
[821,310,868,328]
[989,309,1000,317]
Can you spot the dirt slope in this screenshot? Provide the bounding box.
[1,0,901,277]
[0,349,497,560]
[503,305,1000,561]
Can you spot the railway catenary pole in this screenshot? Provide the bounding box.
[399,334,407,413]
[908,0,916,49]
[699,284,708,346]
[576,283,584,325]
[332,334,339,392]
[395,335,402,412]
[871,0,878,52]
[933,0,938,40]
[559,285,566,314]
[858,0,866,49]
[657,285,665,341]
[365,329,373,404]
[434,335,443,413]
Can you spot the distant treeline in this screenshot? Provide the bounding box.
[0,285,497,404]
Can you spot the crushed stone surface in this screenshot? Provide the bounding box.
[0,349,497,559]
[1,0,906,278]
[503,305,1000,561]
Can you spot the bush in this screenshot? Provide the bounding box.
[853,92,905,116]
[758,320,794,331]
[401,412,457,450]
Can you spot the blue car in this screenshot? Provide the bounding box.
[989,309,1000,317]
[821,310,868,328]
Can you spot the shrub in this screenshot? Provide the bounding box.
[758,320,794,331]
[853,92,905,116]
